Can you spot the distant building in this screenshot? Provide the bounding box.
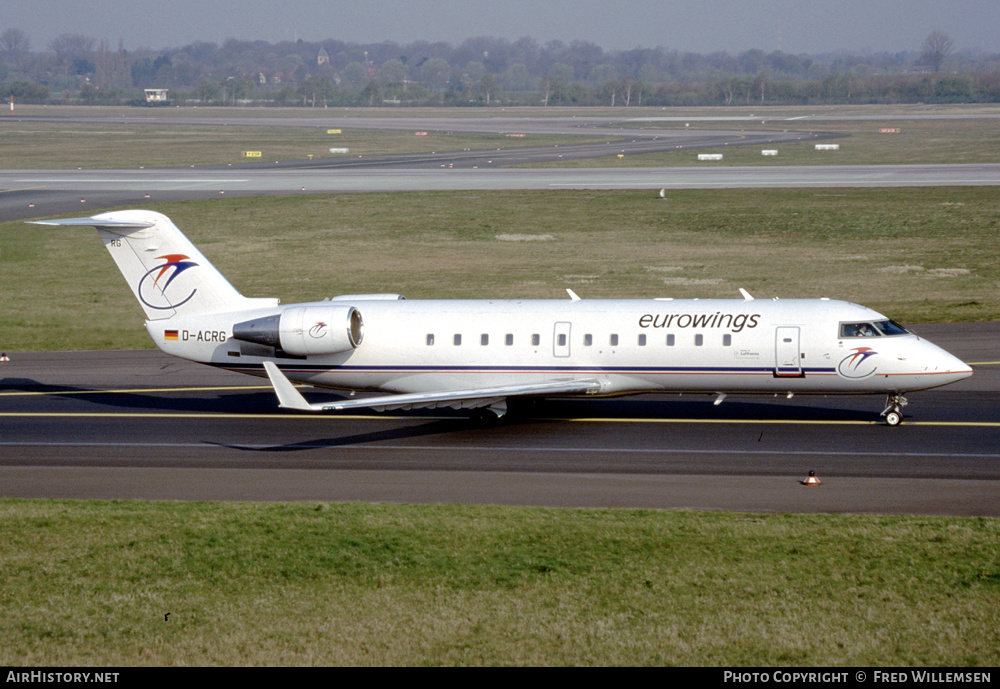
[144,88,169,104]
[317,47,329,66]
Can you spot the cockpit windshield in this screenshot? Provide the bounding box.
[873,320,908,336]
[840,320,909,338]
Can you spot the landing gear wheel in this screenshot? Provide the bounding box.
[470,408,500,427]
[880,393,908,427]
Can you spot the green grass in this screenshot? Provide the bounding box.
[0,121,596,169]
[6,103,1000,168]
[0,104,610,169]
[559,111,1000,167]
[3,187,998,350]
[1,499,997,666]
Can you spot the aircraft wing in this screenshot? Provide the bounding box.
[262,361,600,413]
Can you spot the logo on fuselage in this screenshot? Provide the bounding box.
[837,347,879,378]
[639,311,761,333]
[137,254,199,310]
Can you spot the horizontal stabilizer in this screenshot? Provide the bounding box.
[262,361,600,413]
[31,216,156,231]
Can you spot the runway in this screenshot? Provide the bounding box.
[6,165,1000,221]
[2,112,998,514]
[1,323,997,514]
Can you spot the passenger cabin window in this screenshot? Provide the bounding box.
[426,334,434,346]
[723,334,732,346]
[610,334,619,346]
[531,334,540,346]
[695,334,704,346]
[481,334,489,346]
[584,334,593,346]
[667,334,675,346]
[638,334,647,346]
[505,334,513,346]
[840,320,907,338]
[454,334,462,346]
[557,333,567,347]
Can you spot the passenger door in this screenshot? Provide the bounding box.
[774,326,802,377]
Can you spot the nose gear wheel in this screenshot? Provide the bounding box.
[880,394,909,426]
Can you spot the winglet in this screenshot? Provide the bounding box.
[566,289,581,301]
[739,288,755,301]
[263,361,322,411]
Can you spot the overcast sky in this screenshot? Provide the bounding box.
[3,0,998,55]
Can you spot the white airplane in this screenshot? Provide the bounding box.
[33,210,973,426]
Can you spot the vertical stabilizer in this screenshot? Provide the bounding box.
[32,210,249,320]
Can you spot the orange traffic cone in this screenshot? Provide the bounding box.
[801,470,821,486]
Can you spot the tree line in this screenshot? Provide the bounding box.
[2,28,999,107]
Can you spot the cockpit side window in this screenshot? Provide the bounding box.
[840,320,909,338]
[840,322,880,338]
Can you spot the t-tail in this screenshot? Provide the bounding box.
[32,210,263,320]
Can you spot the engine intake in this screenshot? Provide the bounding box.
[233,305,363,356]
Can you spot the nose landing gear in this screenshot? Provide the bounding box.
[881,393,909,426]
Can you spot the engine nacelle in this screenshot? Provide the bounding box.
[232,304,363,356]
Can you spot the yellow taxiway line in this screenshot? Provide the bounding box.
[1,410,997,427]
[3,383,997,426]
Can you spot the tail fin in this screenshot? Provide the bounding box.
[32,210,251,320]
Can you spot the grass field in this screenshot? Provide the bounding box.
[1,499,998,666]
[0,121,597,169]
[2,186,997,351]
[4,103,1000,168]
[605,115,1000,168]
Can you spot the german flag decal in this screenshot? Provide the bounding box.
[165,330,179,341]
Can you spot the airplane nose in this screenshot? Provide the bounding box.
[938,351,974,384]
[905,339,974,388]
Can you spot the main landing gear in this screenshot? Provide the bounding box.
[470,408,502,426]
[881,393,908,426]
[469,400,507,427]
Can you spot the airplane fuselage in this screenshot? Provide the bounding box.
[147,296,971,398]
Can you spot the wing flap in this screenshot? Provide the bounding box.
[262,361,600,413]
